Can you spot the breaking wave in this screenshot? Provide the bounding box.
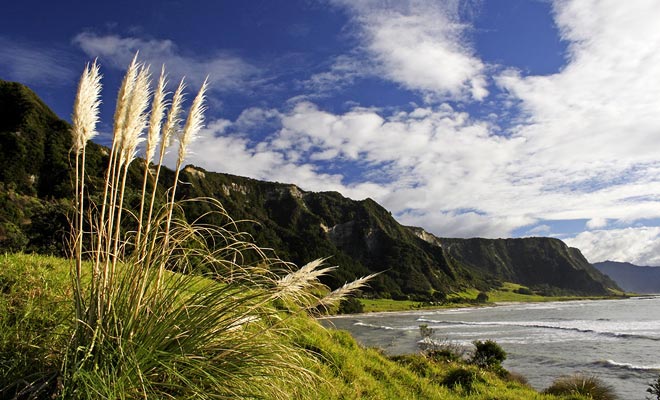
[415,318,660,342]
[595,359,660,372]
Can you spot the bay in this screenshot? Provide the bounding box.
[323,296,660,400]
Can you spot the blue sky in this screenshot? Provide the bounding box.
[2,0,660,265]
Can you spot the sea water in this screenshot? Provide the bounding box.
[323,297,660,400]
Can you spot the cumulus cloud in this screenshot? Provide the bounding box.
[586,218,607,230]
[73,32,260,92]
[0,37,76,86]
[329,0,488,101]
[566,227,660,266]
[182,89,660,240]
[150,0,660,254]
[496,0,660,173]
[398,210,533,239]
[171,117,390,201]
[527,224,552,235]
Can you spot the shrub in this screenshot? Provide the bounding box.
[514,287,534,295]
[441,367,481,393]
[418,324,466,362]
[505,371,530,387]
[337,297,364,314]
[471,339,506,368]
[544,374,618,400]
[648,375,660,400]
[476,291,489,303]
[419,323,434,339]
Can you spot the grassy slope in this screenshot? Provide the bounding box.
[1,253,586,399]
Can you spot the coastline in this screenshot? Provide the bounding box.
[324,292,640,318]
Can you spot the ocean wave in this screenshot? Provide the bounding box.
[414,318,660,341]
[595,359,660,371]
[354,322,418,331]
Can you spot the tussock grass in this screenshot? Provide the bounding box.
[3,56,370,399]
[544,374,618,400]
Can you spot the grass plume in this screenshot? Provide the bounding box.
[57,56,373,399]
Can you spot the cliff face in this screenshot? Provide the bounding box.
[176,167,465,299]
[594,261,660,293]
[0,80,622,298]
[431,236,619,295]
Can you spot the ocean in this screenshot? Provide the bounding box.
[323,296,660,399]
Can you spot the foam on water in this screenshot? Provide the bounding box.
[596,360,660,372]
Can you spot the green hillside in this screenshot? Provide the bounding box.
[1,253,589,399]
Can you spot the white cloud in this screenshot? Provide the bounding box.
[0,37,75,86]
[150,0,660,257]
[398,210,533,239]
[496,0,660,171]
[173,117,389,201]
[566,227,660,266]
[586,217,607,230]
[73,32,260,92]
[330,0,488,101]
[302,55,369,94]
[182,85,660,240]
[527,224,552,235]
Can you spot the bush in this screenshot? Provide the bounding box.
[514,287,533,295]
[419,323,434,339]
[337,297,364,314]
[544,374,618,400]
[441,367,481,393]
[470,340,506,368]
[476,291,489,303]
[648,375,660,400]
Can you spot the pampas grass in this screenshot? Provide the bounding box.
[60,55,372,399]
[71,59,102,327]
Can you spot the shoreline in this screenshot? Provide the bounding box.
[324,293,656,319]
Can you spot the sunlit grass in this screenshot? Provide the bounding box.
[2,56,370,399]
[359,282,621,313]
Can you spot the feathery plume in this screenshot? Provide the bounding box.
[113,53,140,150]
[177,77,208,165]
[120,64,151,166]
[317,273,379,309]
[145,66,167,163]
[71,60,102,154]
[277,258,337,297]
[161,78,186,152]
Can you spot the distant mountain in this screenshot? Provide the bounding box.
[0,79,622,299]
[593,261,660,293]
[411,229,619,296]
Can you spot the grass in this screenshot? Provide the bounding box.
[1,252,594,400]
[2,56,373,399]
[544,374,618,400]
[359,282,624,313]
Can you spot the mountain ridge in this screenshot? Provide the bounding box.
[593,261,660,294]
[0,79,621,299]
